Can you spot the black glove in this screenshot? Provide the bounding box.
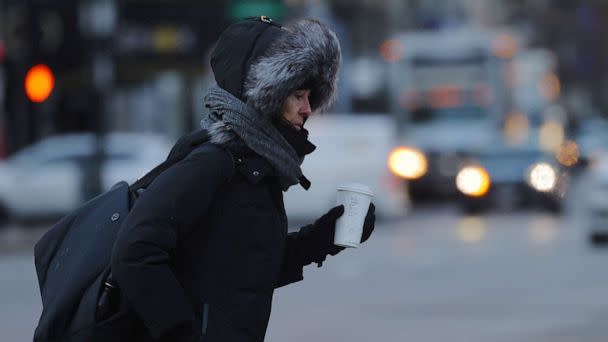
[362,203,376,242]
[298,203,376,267]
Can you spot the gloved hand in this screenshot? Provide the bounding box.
[298,203,376,267]
[361,203,376,242]
[328,203,376,255]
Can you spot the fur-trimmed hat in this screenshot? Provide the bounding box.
[210,16,341,119]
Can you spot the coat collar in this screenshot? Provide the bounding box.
[232,149,276,185]
[206,120,310,189]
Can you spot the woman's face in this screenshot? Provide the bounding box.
[281,89,312,131]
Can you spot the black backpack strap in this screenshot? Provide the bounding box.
[130,130,210,192]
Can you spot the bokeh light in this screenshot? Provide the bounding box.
[538,120,565,153]
[457,216,486,244]
[503,111,529,145]
[380,39,405,63]
[529,215,558,244]
[456,166,491,197]
[491,34,518,59]
[153,26,180,53]
[538,73,561,101]
[388,147,428,179]
[528,162,557,192]
[427,85,462,109]
[25,64,55,103]
[555,140,580,167]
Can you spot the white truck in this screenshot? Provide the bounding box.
[385,26,520,201]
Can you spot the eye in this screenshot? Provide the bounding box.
[296,91,311,100]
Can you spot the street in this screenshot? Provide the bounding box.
[268,206,608,342]
[2,204,608,341]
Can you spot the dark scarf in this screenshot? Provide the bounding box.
[202,85,312,190]
[275,118,317,157]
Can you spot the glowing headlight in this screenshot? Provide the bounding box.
[456,166,491,197]
[387,147,428,179]
[528,162,557,192]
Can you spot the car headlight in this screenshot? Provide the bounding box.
[456,166,491,197]
[387,147,428,179]
[527,162,557,192]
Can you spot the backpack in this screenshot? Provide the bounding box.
[33,130,210,341]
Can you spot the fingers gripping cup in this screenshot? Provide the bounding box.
[334,183,374,248]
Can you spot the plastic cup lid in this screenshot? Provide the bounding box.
[336,182,374,196]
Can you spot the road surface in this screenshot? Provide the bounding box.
[1,205,607,341]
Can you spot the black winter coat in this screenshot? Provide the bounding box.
[111,142,324,342]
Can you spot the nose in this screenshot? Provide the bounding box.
[300,97,312,117]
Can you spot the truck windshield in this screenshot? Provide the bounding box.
[405,58,492,123]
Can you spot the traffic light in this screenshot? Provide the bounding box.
[24,64,55,103]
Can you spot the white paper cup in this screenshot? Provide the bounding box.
[334,183,374,248]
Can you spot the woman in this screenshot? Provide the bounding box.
[111,16,375,342]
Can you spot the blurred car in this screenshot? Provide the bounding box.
[385,27,520,202]
[454,134,567,213]
[585,151,608,245]
[0,132,172,223]
[283,114,409,221]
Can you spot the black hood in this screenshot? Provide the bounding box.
[210,16,341,119]
[210,17,285,102]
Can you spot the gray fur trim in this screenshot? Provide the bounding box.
[206,121,244,151]
[244,18,341,118]
[206,121,233,145]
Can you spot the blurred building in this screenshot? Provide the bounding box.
[1,0,228,155]
[2,0,606,157]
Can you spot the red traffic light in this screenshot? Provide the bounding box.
[25,64,55,103]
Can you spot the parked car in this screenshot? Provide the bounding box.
[454,133,567,213]
[283,114,409,221]
[0,132,172,223]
